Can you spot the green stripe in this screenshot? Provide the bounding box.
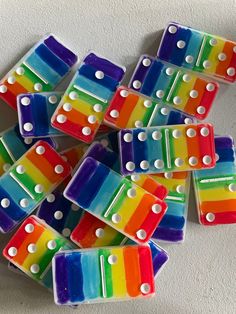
[0,141,14,165]
[99,248,113,298]
[110,231,127,246]
[142,100,157,126]
[163,68,178,102]
[168,191,186,203]
[21,64,52,91]
[161,128,175,170]
[196,176,236,190]
[193,35,213,72]
[165,71,183,104]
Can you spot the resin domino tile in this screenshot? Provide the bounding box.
[17,92,63,138]
[3,215,74,289]
[51,52,126,143]
[151,171,190,242]
[0,140,71,233]
[193,136,236,225]
[64,157,167,244]
[104,86,196,129]
[157,22,236,83]
[0,125,57,176]
[128,55,219,120]
[118,124,216,176]
[0,34,78,110]
[52,245,155,305]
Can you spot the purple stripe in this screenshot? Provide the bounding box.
[118,129,134,176]
[157,22,180,61]
[0,208,15,233]
[215,136,234,149]
[129,55,154,91]
[54,254,69,304]
[152,227,184,242]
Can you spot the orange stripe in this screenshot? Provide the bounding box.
[3,79,28,97]
[185,125,201,169]
[201,199,236,214]
[151,171,188,180]
[184,78,206,116]
[141,177,160,195]
[124,246,141,297]
[79,219,107,248]
[215,41,234,77]
[116,94,139,128]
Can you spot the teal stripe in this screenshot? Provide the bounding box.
[146,128,163,172]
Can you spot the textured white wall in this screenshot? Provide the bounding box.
[0,0,235,313]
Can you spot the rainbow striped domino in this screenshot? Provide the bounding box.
[52,245,155,305]
[0,140,71,233]
[64,157,167,244]
[3,215,74,289]
[128,55,218,120]
[0,125,56,176]
[17,92,63,138]
[158,22,236,83]
[193,136,236,225]
[118,124,216,176]
[104,86,196,129]
[0,34,77,110]
[51,52,126,143]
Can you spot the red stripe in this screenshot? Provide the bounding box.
[200,211,236,225]
[197,124,216,169]
[138,246,155,295]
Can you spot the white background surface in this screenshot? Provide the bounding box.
[0,0,235,313]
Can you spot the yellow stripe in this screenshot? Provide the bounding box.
[172,125,188,171]
[110,248,127,297]
[205,36,225,74]
[93,225,121,247]
[174,75,196,111]
[198,187,236,202]
[126,97,146,128]
[132,175,147,188]
[14,73,34,91]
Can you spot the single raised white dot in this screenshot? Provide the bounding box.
[138,132,147,141]
[189,90,198,98]
[144,100,152,108]
[152,131,162,140]
[173,96,182,105]
[82,127,91,136]
[63,103,72,112]
[8,247,17,257]
[176,185,185,194]
[152,204,162,214]
[154,159,164,169]
[30,264,40,274]
[156,90,164,99]
[54,165,64,174]
[56,114,67,123]
[227,67,235,77]
[54,210,63,220]
[95,228,104,238]
[203,60,211,69]
[34,184,44,194]
[200,127,209,137]
[164,172,173,179]
[202,155,212,165]
[112,213,121,224]
[110,110,119,118]
[228,183,236,192]
[186,128,196,137]
[184,117,193,124]
[136,229,147,240]
[21,97,31,106]
[69,91,78,100]
[87,115,97,124]
[185,55,194,64]
[197,106,206,115]
[140,160,149,170]
[108,254,117,265]
[175,158,184,167]
[0,85,7,93]
[177,40,186,49]
[209,38,217,46]
[36,145,45,155]
[206,83,215,92]
[27,243,37,253]
[126,161,135,172]
[134,120,143,128]
[133,80,141,89]
[3,163,11,172]
[16,165,25,174]
[95,70,104,79]
[7,76,16,84]
[47,240,57,250]
[189,156,198,166]
[23,123,33,132]
[172,129,181,138]
[215,153,219,162]
[34,83,42,91]
[131,174,140,182]
[1,198,10,208]
[127,188,136,198]
[161,107,169,115]
[25,223,34,233]
[20,198,29,208]
[142,58,151,67]
[182,74,191,82]
[140,283,151,294]
[123,133,133,142]
[168,25,177,34]
[166,67,174,76]
[71,204,79,211]
[93,104,103,112]
[62,228,71,237]
[48,95,58,104]
[24,138,33,145]
[16,67,25,75]
[206,213,215,222]
[218,53,226,61]
[120,89,129,97]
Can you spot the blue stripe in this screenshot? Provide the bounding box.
[32,94,49,136]
[140,60,163,96]
[216,148,235,162]
[68,253,84,302]
[132,129,148,173]
[183,30,203,69]
[159,214,185,229]
[151,64,173,99]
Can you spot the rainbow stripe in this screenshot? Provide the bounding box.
[51,52,126,143]
[0,34,77,110]
[151,171,190,242]
[17,92,63,138]
[52,245,155,305]
[158,22,236,83]
[128,55,219,120]
[119,124,216,175]
[193,136,236,225]
[105,86,196,129]
[0,140,71,233]
[3,215,73,289]
[64,157,167,244]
